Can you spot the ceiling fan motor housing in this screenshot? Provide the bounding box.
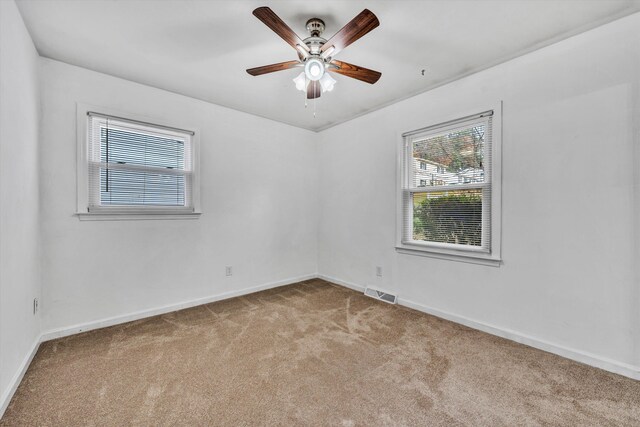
[304,18,327,56]
[306,18,325,37]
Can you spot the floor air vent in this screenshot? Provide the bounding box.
[364,287,398,304]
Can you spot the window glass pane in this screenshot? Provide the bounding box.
[412,189,482,246]
[101,128,184,170]
[100,169,185,206]
[412,124,485,187]
[99,127,186,206]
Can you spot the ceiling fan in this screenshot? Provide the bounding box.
[246,7,381,99]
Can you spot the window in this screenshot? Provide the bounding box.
[397,105,501,265]
[419,161,427,170]
[77,108,200,219]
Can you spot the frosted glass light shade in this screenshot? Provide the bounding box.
[319,73,336,92]
[293,72,307,92]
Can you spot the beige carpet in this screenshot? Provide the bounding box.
[2,279,639,426]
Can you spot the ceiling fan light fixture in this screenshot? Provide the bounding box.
[248,7,381,100]
[293,72,307,92]
[304,57,325,81]
[319,72,336,92]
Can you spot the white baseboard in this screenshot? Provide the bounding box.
[318,274,366,292]
[0,336,41,419]
[41,274,318,342]
[399,297,640,380]
[320,276,640,381]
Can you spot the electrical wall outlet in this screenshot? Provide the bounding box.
[225,266,233,276]
[376,266,382,277]
[33,298,39,315]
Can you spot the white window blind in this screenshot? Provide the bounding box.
[87,113,194,213]
[401,111,493,253]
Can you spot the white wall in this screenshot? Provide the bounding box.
[318,13,640,372]
[39,59,318,332]
[0,0,42,410]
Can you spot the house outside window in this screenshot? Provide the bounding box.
[397,104,502,265]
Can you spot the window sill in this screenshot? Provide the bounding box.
[76,211,202,221]
[395,245,501,267]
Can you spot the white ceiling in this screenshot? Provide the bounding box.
[16,0,640,131]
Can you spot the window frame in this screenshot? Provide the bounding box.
[76,104,201,220]
[395,102,502,266]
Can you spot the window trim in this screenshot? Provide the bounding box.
[395,101,502,266]
[76,103,201,220]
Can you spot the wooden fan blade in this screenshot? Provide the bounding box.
[246,60,300,76]
[253,7,310,56]
[307,81,321,99]
[321,9,379,57]
[329,60,381,84]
